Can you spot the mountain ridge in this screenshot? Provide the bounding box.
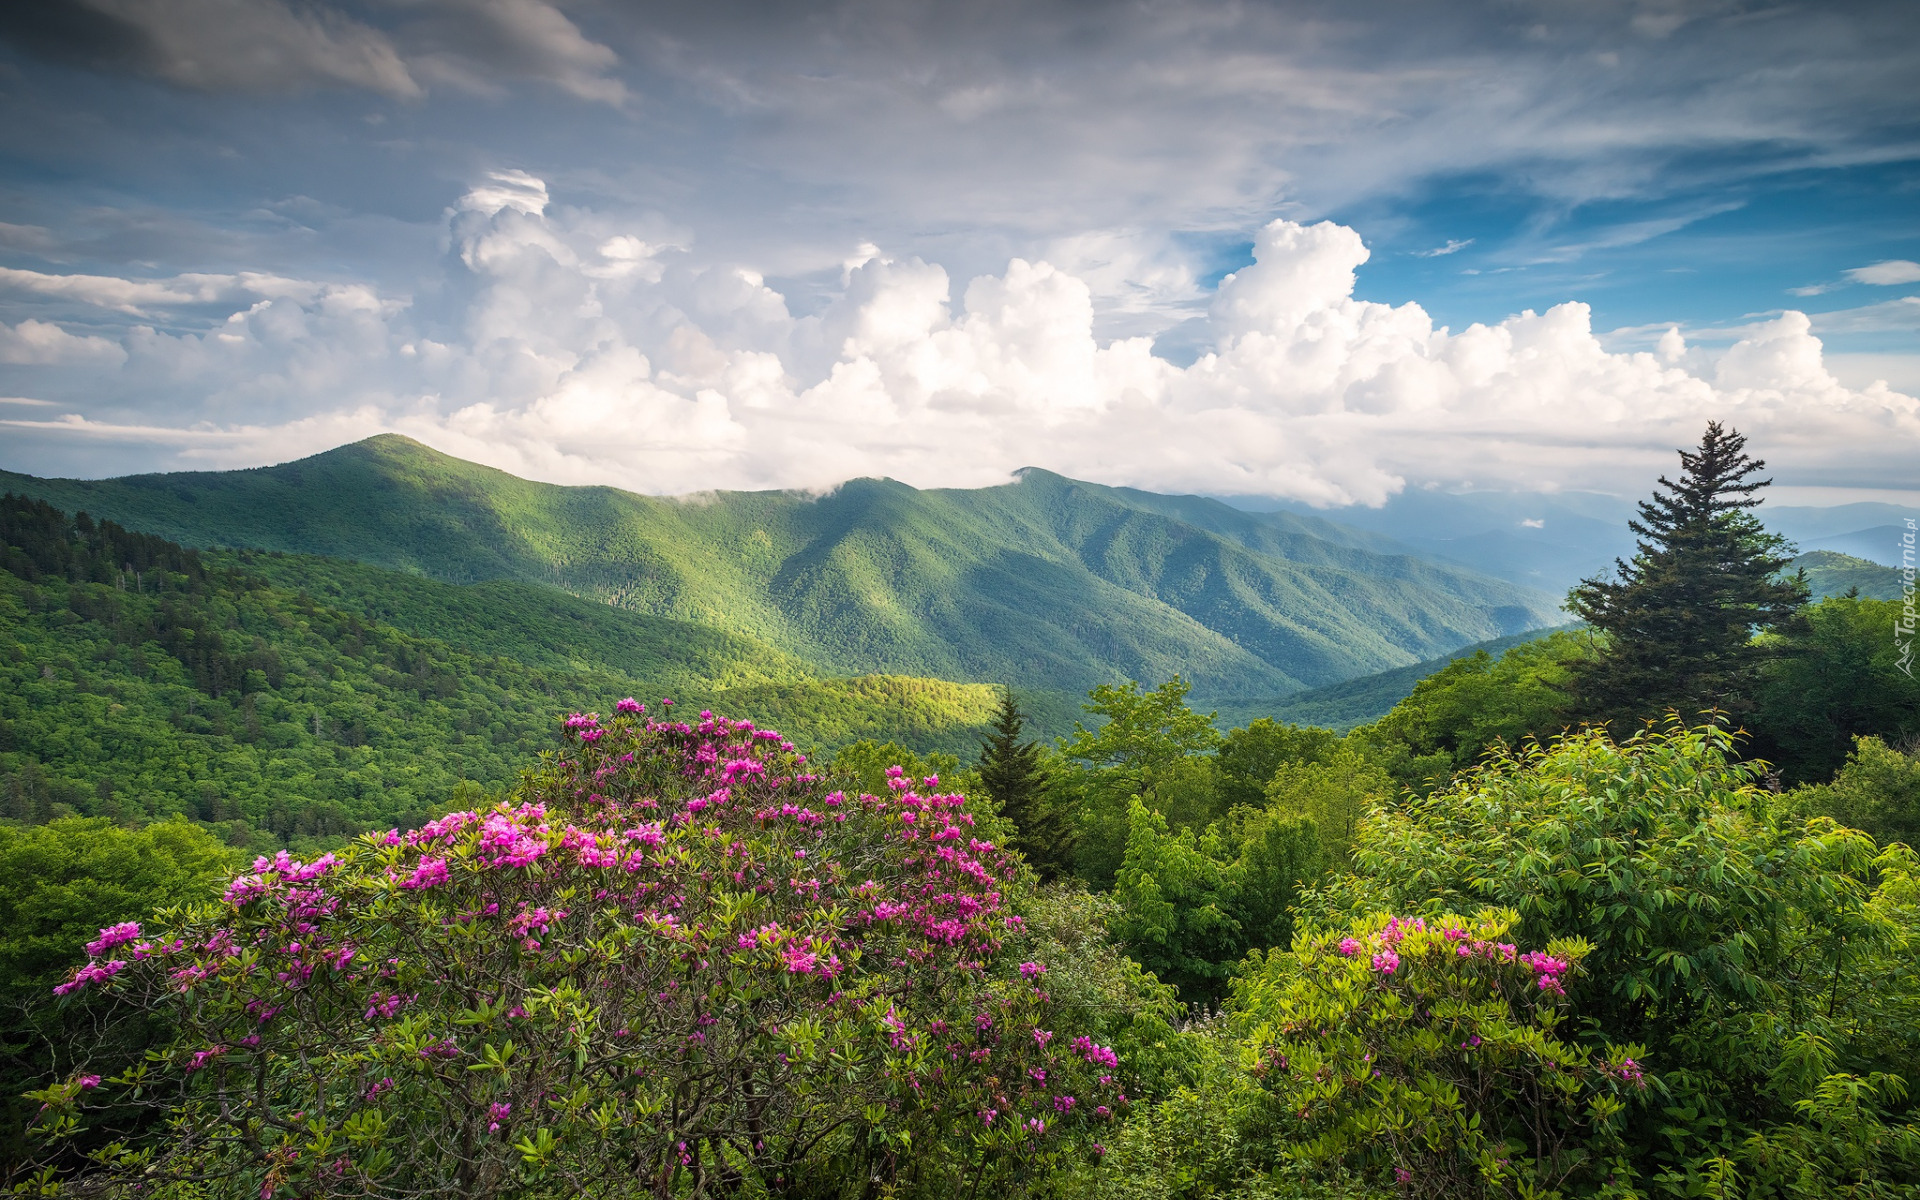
[0,435,1563,699]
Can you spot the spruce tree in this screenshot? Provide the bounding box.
[977,687,1072,879]
[1566,421,1808,724]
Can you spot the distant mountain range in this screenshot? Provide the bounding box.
[0,436,1563,703]
[1240,491,1914,593]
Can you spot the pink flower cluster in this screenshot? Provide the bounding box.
[1070,1035,1120,1069]
[1519,951,1572,995]
[223,851,337,906]
[86,921,142,957]
[1331,916,1579,1001]
[53,698,1115,1168]
[53,959,126,997]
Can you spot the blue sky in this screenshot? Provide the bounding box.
[0,0,1916,505]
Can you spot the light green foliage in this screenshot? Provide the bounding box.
[0,818,234,1161]
[1223,807,1325,966]
[0,819,234,1003]
[828,738,963,796]
[1112,800,1324,1006]
[1216,720,1341,810]
[1346,630,1589,793]
[1262,745,1392,863]
[1,435,1562,701]
[1115,801,1246,1003]
[1790,736,1920,851]
[1753,596,1920,785]
[1232,912,1644,1198]
[1064,677,1225,777]
[1321,725,1824,1041]
[1062,1026,1386,1200]
[1003,887,1189,1098]
[1311,722,1920,1191]
[1064,678,1224,885]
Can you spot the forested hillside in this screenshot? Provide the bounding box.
[0,497,1009,850]
[0,435,1560,699]
[1791,548,1907,600]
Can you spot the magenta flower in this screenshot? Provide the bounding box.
[86,922,142,958]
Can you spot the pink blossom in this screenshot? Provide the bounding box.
[401,857,449,890]
[53,959,126,996]
[86,922,142,958]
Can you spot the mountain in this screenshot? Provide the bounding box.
[1233,489,1639,595]
[1789,550,1907,601]
[1795,527,1908,568]
[0,436,1563,700]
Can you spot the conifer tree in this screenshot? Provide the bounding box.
[1566,421,1807,724]
[977,687,1072,878]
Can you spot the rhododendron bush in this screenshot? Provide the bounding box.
[1231,910,1647,1199]
[28,704,1123,1198]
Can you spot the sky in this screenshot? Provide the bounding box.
[0,0,1917,508]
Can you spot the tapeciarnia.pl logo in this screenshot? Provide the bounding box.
[1898,518,1916,678]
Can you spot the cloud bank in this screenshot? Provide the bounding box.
[3,174,1916,503]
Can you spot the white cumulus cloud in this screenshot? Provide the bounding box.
[4,176,1916,501]
[0,319,128,365]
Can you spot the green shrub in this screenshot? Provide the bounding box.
[1232,911,1645,1198]
[1308,722,1920,1192]
[24,707,1130,1198]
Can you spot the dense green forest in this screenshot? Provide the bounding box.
[7,424,1920,1198]
[0,434,1559,701]
[0,495,1016,850]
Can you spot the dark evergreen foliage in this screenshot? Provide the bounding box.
[0,494,209,592]
[976,687,1073,879]
[1565,422,1808,724]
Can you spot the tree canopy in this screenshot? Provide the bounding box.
[1566,421,1807,724]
